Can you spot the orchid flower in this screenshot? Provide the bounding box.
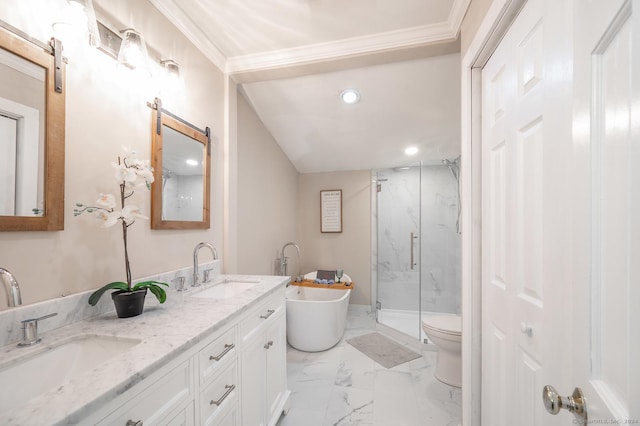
[122,204,148,221]
[113,162,138,184]
[96,193,116,209]
[95,209,120,227]
[75,148,156,292]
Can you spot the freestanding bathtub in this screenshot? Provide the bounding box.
[285,272,352,352]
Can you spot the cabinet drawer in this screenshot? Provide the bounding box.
[199,326,237,385]
[239,291,284,341]
[97,359,193,426]
[200,362,238,425]
[214,402,239,426]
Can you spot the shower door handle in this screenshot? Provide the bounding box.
[410,232,418,269]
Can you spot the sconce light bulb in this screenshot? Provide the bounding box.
[52,0,101,49]
[161,59,181,80]
[117,29,151,77]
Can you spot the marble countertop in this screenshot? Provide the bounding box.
[0,274,288,425]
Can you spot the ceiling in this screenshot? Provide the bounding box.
[149,0,469,173]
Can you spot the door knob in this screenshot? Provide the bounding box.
[542,385,587,423]
[520,322,533,337]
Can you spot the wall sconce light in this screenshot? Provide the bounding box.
[161,59,180,79]
[117,29,151,75]
[71,0,101,47]
[52,0,101,48]
[94,22,172,82]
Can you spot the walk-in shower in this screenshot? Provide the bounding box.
[373,160,461,342]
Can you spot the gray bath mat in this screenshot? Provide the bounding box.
[346,332,421,369]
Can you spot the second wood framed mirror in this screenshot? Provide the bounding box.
[150,99,210,229]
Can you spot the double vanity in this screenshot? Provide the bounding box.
[0,273,290,425]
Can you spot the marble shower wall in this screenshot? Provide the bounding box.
[375,165,461,314]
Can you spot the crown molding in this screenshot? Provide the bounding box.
[225,22,455,74]
[448,0,473,35]
[147,0,227,71]
[151,0,472,75]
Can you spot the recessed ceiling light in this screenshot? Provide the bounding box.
[185,159,198,166]
[404,147,418,156]
[340,89,360,104]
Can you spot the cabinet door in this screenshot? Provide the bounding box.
[241,337,266,426]
[265,311,286,425]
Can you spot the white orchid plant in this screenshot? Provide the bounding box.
[74,148,168,306]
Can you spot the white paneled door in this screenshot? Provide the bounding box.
[572,0,639,422]
[480,0,638,424]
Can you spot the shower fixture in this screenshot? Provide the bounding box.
[442,156,461,234]
[374,177,388,192]
[442,156,460,181]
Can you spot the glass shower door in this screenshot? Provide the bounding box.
[375,164,422,339]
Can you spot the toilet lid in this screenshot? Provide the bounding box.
[422,314,461,335]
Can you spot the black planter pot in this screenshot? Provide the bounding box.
[111,288,147,318]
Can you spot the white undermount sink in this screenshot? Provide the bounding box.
[191,279,260,299]
[0,334,140,413]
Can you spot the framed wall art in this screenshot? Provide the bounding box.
[320,189,342,233]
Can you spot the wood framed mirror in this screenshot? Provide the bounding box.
[150,99,210,230]
[0,23,65,231]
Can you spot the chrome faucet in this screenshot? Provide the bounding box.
[0,268,22,307]
[279,242,300,276]
[193,242,218,287]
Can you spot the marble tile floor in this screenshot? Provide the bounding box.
[276,308,462,426]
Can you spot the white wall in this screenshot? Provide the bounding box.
[298,171,371,305]
[236,92,299,275]
[0,0,225,309]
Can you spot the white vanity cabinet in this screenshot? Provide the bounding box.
[240,290,289,426]
[85,285,287,426]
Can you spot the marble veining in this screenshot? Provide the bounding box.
[277,308,462,426]
[374,166,461,316]
[0,264,287,425]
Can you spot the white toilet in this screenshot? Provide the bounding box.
[422,314,462,388]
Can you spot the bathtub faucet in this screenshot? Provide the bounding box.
[279,242,300,276]
[0,267,22,307]
[193,242,218,287]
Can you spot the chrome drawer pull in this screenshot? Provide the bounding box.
[209,343,235,361]
[210,384,235,406]
[260,309,275,319]
[126,420,143,426]
[264,340,274,349]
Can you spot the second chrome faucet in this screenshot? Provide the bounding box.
[193,242,218,287]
